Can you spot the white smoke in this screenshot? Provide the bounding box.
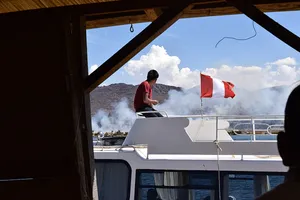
[91,45,299,132]
[91,98,136,133]
[155,89,201,115]
[155,85,293,116]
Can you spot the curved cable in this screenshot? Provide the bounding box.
[215,21,257,48]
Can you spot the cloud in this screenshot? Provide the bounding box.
[124,45,200,88]
[124,45,300,91]
[204,63,299,91]
[270,57,297,66]
[89,64,98,74]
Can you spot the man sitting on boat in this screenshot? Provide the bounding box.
[134,69,163,118]
[256,84,300,200]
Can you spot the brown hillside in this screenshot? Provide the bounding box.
[90,83,181,115]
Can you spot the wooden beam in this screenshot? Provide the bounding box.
[80,0,174,15]
[1,0,300,15]
[86,14,148,29]
[85,1,193,93]
[144,8,163,20]
[226,0,300,52]
[186,2,300,18]
[80,0,300,16]
[84,0,300,29]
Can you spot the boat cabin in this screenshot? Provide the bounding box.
[93,114,287,200]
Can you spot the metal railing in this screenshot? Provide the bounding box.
[135,110,169,117]
[136,111,284,141]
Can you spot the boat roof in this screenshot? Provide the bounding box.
[122,115,281,155]
[94,145,287,172]
[94,114,287,172]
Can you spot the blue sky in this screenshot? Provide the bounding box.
[86,11,300,88]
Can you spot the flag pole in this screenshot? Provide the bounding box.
[200,72,203,116]
[200,98,203,116]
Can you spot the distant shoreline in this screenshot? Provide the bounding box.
[93,130,279,138]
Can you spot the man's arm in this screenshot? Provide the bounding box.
[143,92,158,106]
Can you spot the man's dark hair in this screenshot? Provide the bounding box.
[147,69,159,81]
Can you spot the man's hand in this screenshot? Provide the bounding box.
[152,100,159,105]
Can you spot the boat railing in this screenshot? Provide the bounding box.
[135,111,169,117]
[136,111,284,141]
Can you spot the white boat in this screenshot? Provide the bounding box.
[93,113,287,200]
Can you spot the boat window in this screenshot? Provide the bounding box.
[136,170,217,200]
[225,173,285,200]
[95,160,131,200]
[136,170,286,200]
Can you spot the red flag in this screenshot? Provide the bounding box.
[200,73,235,98]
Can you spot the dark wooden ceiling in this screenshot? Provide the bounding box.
[1,0,300,29]
[83,0,300,28]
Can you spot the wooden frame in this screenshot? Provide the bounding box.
[85,1,193,92]
[82,0,300,29]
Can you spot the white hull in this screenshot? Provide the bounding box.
[93,114,286,200]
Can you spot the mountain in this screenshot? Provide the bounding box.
[90,83,181,115]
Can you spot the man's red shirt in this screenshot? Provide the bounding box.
[134,81,152,111]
